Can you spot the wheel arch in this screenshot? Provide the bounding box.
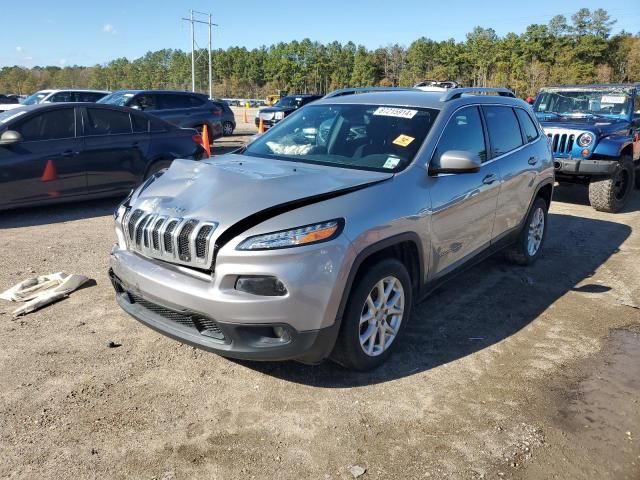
[336,233,424,322]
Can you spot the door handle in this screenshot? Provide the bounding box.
[528,156,538,165]
[61,150,78,157]
[482,174,498,185]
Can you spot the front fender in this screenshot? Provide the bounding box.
[593,135,633,158]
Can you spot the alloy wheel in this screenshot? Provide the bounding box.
[359,276,405,356]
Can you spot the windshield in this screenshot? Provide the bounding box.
[97,91,135,106]
[245,104,439,172]
[21,92,49,105]
[275,96,303,108]
[534,88,632,119]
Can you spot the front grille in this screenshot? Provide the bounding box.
[122,209,218,270]
[547,132,575,154]
[163,220,178,253]
[178,220,198,261]
[127,291,225,341]
[196,225,214,258]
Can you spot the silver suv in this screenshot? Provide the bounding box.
[109,88,554,371]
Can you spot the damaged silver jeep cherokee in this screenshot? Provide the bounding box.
[109,88,554,371]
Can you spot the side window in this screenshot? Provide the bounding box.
[188,96,205,107]
[483,106,524,157]
[133,94,157,111]
[14,108,75,141]
[433,106,487,163]
[515,108,539,143]
[76,92,105,102]
[84,108,132,135]
[635,93,640,115]
[131,114,149,133]
[50,92,73,103]
[158,94,190,109]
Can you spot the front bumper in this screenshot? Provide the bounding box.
[109,238,353,362]
[109,268,338,363]
[255,117,280,129]
[553,157,619,176]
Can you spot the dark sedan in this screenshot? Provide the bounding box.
[0,103,205,210]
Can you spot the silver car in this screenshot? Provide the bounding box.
[109,88,554,371]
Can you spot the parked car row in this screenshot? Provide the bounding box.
[0,103,206,210]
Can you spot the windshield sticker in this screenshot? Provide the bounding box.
[0,111,27,123]
[392,134,415,147]
[601,95,626,104]
[373,107,418,119]
[383,157,401,169]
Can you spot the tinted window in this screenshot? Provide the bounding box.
[84,108,132,135]
[133,94,157,110]
[158,94,191,109]
[433,106,487,163]
[188,96,205,107]
[50,92,74,102]
[77,92,107,102]
[515,108,539,143]
[131,114,148,133]
[483,106,523,157]
[15,108,75,141]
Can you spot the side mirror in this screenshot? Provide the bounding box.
[0,130,23,146]
[430,150,481,174]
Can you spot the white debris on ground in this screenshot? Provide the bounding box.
[0,272,90,317]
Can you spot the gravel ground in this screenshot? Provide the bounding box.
[0,133,639,479]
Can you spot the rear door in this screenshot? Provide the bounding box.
[482,105,536,239]
[0,106,85,207]
[155,93,193,126]
[428,106,502,277]
[79,106,150,195]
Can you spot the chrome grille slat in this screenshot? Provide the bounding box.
[123,210,218,270]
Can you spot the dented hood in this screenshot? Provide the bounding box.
[131,154,392,239]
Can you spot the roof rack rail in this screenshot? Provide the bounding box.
[441,87,515,102]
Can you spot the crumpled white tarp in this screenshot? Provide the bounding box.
[0,272,90,317]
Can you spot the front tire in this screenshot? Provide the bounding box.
[331,258,413,371]
[588,156,634,213]
[505,197,548,266]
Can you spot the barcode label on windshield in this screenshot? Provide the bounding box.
[373,107,418,119]
[601,95,626,104]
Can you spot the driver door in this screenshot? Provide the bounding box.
[427,106,502,278]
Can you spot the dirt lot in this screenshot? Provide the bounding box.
[1,128,639,479]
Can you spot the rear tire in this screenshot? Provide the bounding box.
[505,197,548,266]
[331,258,412,371]
[223,121,234,136]
[588,156,634,213]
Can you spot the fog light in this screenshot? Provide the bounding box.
[235,276,287,296]
[273,326,291,342]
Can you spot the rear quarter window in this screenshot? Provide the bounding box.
[515,108,539,143]
[483,106,524,157]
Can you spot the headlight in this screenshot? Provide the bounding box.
[274,111,285,120]
[577,133,593,147]
[237,220,342,250]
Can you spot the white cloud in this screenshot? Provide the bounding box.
[102,23,116,34]
[59,59,67,65]
[16,46,22,52]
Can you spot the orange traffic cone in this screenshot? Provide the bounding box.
[258,117,265,134]
[201,124,211,158]
[41,159,58,182]
[243,108,248,124]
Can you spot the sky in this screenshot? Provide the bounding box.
[2,0,639,67]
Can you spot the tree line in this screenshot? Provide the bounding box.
[1,8,638,99]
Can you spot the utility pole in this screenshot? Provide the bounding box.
[182,10,217,96]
